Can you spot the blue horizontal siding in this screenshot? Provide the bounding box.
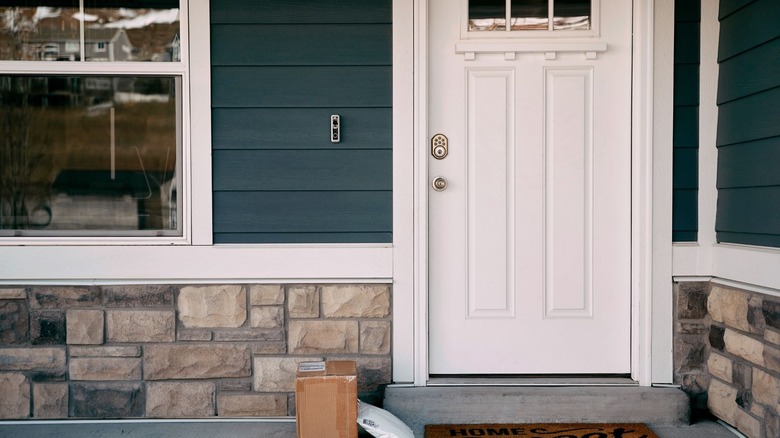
[673,0,700,242]
[716,0,780,248]
[211,0,392,244]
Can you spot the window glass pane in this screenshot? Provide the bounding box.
[553,0,590,30]
[84,1,180,62]
[0,1,180,61]
[469,0,506,32]
[510,0,549,31]
[0,75,181,235]
[0,1,81,61]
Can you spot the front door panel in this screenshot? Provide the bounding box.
[428,0,633,374]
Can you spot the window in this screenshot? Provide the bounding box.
[469,0,592,32]
[0,0,185,238]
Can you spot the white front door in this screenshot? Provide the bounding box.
[428,0,633,375]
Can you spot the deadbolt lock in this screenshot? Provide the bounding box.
[431,134,448,159]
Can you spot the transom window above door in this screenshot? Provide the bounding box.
[468,0,593,33]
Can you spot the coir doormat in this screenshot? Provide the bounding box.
[425,423,659,438]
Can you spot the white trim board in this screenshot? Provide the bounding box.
[0,246,392,281]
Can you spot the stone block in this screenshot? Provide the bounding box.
[288,320,358,354]
[764,299,780,331]
[0,373,29,419]
[709,325,726,351]
[178,330,213,341]
[724,329,765,366]
[102,284,175,307]
[71,382,144,418]
[146,382,215,417]
[765,329,780,346]
[33,383,68,418]
[356,357,392,392]
[252,343,287,355]
[678,373,710,411]
[66,309,104,345]
[676,322,708,335]
[322,284,391,318]
[0,288,26,299]
[732,361,752,394]
[674,335,706,373]
[765,344,780,371]
[288,394,296,416]
[69,358,142,381]
[752,368,780,415]
[217,394,287,417]
[747,297,765,335]
[69,346,141,357]
[30,310,66,345]
[218,380,251,392]
[29,286,100,309]
[708,379,738,425]
[707,352,733,383]
[676,282,709,319]
[360,321,391,355]
[0,348,66,370]
[766,411,780,438]
[251,306,285,329]
[107,310,175,343]
[253,357,319,392]
[178,285,247,328]
[734,409,761,438]
[212,328,285,342]
[144,344,251,380]
[708,286,751,332]
[0,300,28,344]
[287,285,319,318]
[249,285,284,305]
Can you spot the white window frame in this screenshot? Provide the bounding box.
[0,1,192,245]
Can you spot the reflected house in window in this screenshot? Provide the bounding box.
[28,28,135,61]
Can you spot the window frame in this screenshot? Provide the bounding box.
[0,0,193,245]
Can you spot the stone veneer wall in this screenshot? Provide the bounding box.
[674,282,780,438]
[0,284,391,419]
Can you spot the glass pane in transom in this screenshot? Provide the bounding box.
[510,0,549,31]
[469,0,507,31]
[553,0,590,30]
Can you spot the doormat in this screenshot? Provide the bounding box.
[425,423,659,438]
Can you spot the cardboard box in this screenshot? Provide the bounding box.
[295,360,358,438]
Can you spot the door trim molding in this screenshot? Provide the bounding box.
[405,0,669,386]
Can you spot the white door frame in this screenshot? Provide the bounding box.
[391,0,675,386]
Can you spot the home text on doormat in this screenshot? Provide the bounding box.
[424,423,659,438]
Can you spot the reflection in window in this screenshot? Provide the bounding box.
[510,0,549,31]
[469,0,507,31]
[469,0,591,32]
[0,1,180,61]
[0,75,181,235]
[553,0,590,30]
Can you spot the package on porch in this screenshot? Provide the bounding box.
[295,360,358,438]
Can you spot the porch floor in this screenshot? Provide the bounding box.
[0,387,740,438]
[0,418,739,438]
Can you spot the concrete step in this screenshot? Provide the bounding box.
[383,386,691,437]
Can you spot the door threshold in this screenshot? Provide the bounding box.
[427,375,638,387]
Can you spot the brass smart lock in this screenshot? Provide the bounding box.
[431,133,448,159]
